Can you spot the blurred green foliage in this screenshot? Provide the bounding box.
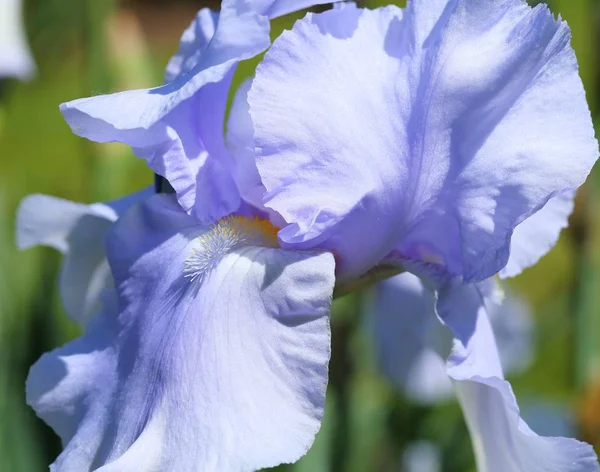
[1,1,599,471]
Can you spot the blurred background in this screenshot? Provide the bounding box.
[1,0,599,470]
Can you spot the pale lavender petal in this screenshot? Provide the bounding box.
[253,0,334,18]
[16,189,150,325]
[251,1,597,281]
[437,282,599,472]
[204,1,335,67]
[251,5,406,279]
[0,0,35,80]
[26,295,119,457]
[164,9,219,83]
[28,194,335,471]
[60,7,245,224]
[61,2,333,224]
[501,190,575,278]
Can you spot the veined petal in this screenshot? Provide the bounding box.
[16,189,150,326]
[501,190,575,278]
[61,2,334,224]
[29,194,336,471]
[437,282,599,472]
[0,0,35,80]
[251,1,597,280]
[251,5,407,279]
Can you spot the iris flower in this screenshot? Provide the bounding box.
[23,2,338,471]
[21,0,600,471]
[0,0,35,80]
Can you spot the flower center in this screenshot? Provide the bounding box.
[184,215,279,282]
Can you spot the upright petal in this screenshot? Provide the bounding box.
[16,189,150,325]
[0,0,35,79]
[251,1,597,280]
[28,194,336,471]
[251,5,407,278]
[204,1,334,67]
[61,2,334,224]
[437,282,599,472]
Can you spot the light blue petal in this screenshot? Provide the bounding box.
[437,282,599,472]
[253,0,335,18]
[29,194,335,471]
[26,294,119,454]
[250,1,597,281]
[251,5,406,279]
[16,189,150,325]
[0,0,36,80]
[61,2,333,224]
[501,190,575,278]
[60,8,244,224]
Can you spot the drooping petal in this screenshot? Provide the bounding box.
[16,189,150,326]
[251,1,597,281]
[501,190,575,278]
[437,282,599,472]
[0,0,35,80]
[61,2,334,225]
[29,194,336,472]
[26,294,119,453]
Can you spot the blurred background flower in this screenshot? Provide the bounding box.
[0,0,35,80]
[1,0,599,470]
